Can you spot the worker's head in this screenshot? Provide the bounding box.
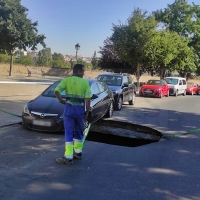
[73,64,85,77]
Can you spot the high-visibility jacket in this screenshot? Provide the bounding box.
[55,75,92,117]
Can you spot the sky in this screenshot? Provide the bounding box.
[21,0,199,57]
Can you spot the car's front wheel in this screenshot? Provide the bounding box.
[105,101,114,118]
[115,96,123,110]
[129,92,136,105]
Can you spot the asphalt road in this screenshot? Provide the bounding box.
[0,81,200,200]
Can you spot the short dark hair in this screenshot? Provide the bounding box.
[73,64,84,73]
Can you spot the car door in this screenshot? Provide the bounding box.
[162,80,168,95]
[178,79,183,94]
[127,75,134,101]
[122,76,129,102]
[96,81,110,118]
[90,82,103,123]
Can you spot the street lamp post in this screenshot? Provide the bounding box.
[75,43,80,63]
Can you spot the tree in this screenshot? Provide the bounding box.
[144,30,195,79]
[98,38,134,73]
[154,0,200,75]
[14,53,34,66]
[38,48,52,67]
[0,0,46,76]
[91,51,98,69]
[52,53,67,68]
[111,8,157,88]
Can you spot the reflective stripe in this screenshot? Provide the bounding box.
[85,91,92,97]
[64,142,73,159]
[74,139,83,153]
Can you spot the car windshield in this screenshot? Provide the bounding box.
[187,83,194,86]
[97,75,122,86]
[43,81,66,97]
[146,80,162,86]
[164,78,178,85]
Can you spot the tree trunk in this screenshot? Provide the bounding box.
[136,63,140,90]
[160,65,164,80]
[9,54,13,76]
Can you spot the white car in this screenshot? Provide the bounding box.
[164,77,187,96]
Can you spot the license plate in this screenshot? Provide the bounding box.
[33,120,52,127]
[144,90,152,94]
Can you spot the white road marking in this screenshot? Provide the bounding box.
[0,81,53,85]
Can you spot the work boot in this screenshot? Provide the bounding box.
[74,152,82,160]
[56,157,73,165]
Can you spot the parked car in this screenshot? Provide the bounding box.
[22,78,114,132]
[186,82,199,95]
[139,79,169,98]
[96,73,136,110]
[164,77,187,96]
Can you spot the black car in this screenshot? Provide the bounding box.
[22,78,114,132]
[96,73,136,110]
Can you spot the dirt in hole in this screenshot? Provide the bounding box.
[86,131,159,147]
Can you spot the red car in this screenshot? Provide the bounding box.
[186,82,199,95]
[139,79,169,98]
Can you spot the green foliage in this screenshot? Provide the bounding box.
[14,53,34,66]
[0,0,46,75]
[154,0,200,76]
[52,53,67,68]
[0,53,10,63]
[98,38,134,73]
[77,58,92,70]
[91,51,98,69]
[38,48,52,67]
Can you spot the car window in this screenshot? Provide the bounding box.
[97,82,106,93]
[182,79,186,85]
[187,82,194,86]
[90,83,100,95]
[127,75,133,84]
[97,75,122,86]
[179,80,183,85]
[146,80,162,86]
[123,76,128,85]
[43,81,66,97]
[165,78,178,85]
[163,80,167,85]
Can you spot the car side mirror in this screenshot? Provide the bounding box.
[123,83,129,87]
[91,94,98,100]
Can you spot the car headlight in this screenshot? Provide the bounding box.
[23,104,30,115]
[155,88,161,91]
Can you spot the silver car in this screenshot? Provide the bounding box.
[164,77,187,96]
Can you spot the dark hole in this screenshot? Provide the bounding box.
[86,131,159,147]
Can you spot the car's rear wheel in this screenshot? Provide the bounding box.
[115,96,123,110]
[175,90,178,97]
[105,101,114,118]
[129,92,136,105]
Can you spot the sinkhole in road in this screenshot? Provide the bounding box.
[86,131,160,147]
[85,119,162,147]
